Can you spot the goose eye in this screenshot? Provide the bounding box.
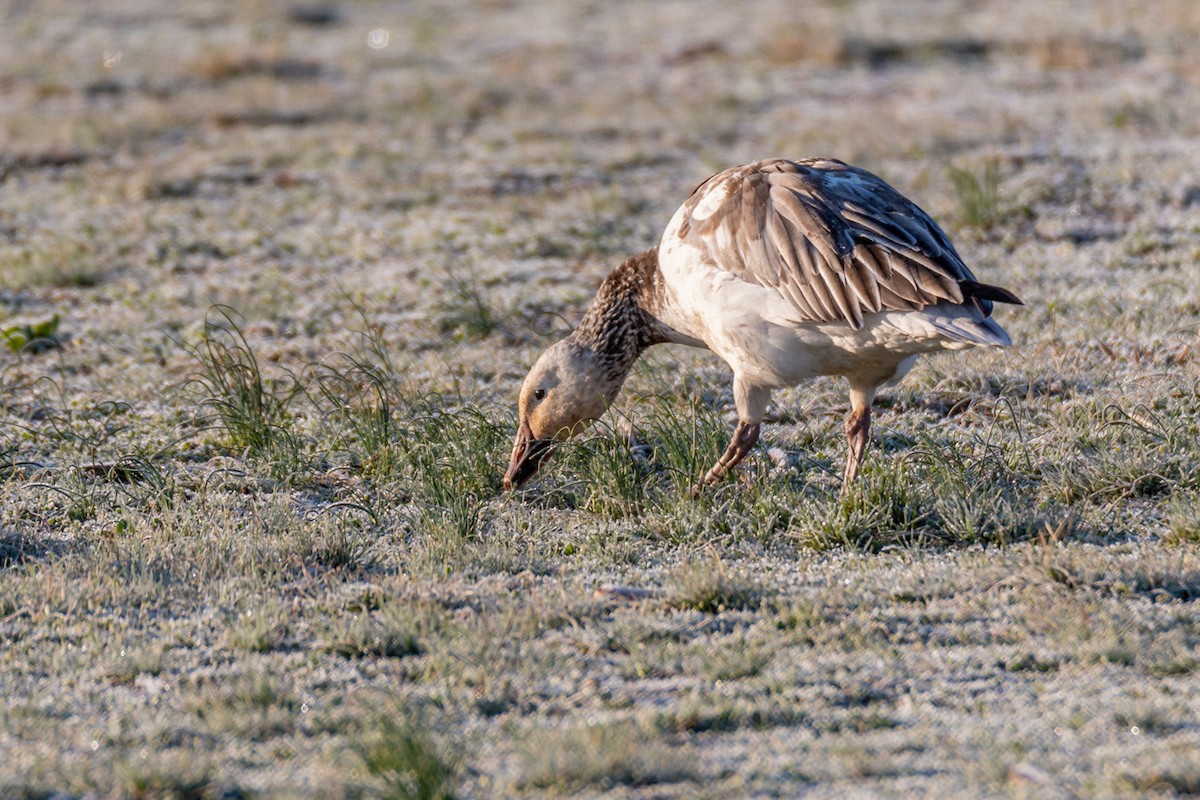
[533,388,546,401]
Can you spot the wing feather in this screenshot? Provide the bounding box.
[845,257,882,313]
[858,243,892,281]
[778,280,821,320]
[670,158,1007,329]
[798,250,839,320]
[818,255,861,328]
[887,256,927,305]
[876,282,920,310]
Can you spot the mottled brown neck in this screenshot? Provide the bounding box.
[569,248,671,378]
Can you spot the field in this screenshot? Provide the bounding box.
[3,0,1200,797]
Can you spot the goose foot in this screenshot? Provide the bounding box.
[693,421,760,496]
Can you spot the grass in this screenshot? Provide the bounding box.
[1167,490,1200,544]
[667,556,765,613]
[517,719,699,793]
[434,258,501,341]
[183,668,302,739]
[356,716,460,800]
[320,604,425,659]
[948,158,1006,230]
[184,305,305,467]
[0,233,106,289]
[4,0,1200,797]
[114,752,217,800]
[224,599,290,653]
[311,315,402,476]
[103,643,167,685]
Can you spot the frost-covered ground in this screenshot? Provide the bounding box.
[2,1,1200,797]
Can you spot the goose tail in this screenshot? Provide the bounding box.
[928,302,1013,348]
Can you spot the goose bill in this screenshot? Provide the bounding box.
[503,422,554,490]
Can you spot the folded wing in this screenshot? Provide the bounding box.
[671,158,1020,329]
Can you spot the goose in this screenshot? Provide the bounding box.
[503,158,1021,493]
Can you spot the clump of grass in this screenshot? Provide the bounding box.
[115,751,216,800]
[356,716,460,800]
[315,325,504,566]
[667,556,764,613]
[312,302,407,478]
[619,637,687,681]
[545,396,729,517]
[820,709,901,735]
[949,158,1004,230]
[1147,653,1200,677]
[685,633,774,681]
[315,306,505,555]
[1101,564,1200,602]
[1018,525,1200,602]
[407,405,503,500]
[791,465,928,550]
[103,643,167,685]
[509,385,749,520]
[0,432,18,481]
[658,694,807,734]
[185,305,305,470]
[591,615,688,680]
[518,719,697,793]
[1166,490,1200,545]
[224,599,290,653]
[93,457,178,514]
[321,604,426,659]
[1028,596,1197,674]
[1113,707,1182,737]
[473,681,521,718]
[300,518,373,570]
[32,467,103,524]
[435,259,498,340]
[907,435,1050,545]
[23,411,179,518]
[1112,768,1200,797]
[770,596,833,634]
[639,394,729,497]
[317,355,398,476]
[185,669,300,739]
[400,404,506,566]
[21,379,133,452]
[554,421,647,517]
[1005,652,1060,673]
[1051,402,1200,503]
[415,497,490,568]
[0,233,105,288]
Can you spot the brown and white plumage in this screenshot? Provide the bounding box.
[504,158,1021,492]
[674,158,1015,328]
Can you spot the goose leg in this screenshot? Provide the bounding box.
[843,407,870,485]
[842,384,877,489]
[697,421,760,492]
[693,377,768,495]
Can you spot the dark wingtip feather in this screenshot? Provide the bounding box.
[961,280,1023,306]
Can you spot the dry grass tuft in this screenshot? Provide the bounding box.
[517,719,699,793]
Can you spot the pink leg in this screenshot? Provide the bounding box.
[694,421,760,495]
[842,405,871,486]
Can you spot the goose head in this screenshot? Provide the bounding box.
[503,339,622,490]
